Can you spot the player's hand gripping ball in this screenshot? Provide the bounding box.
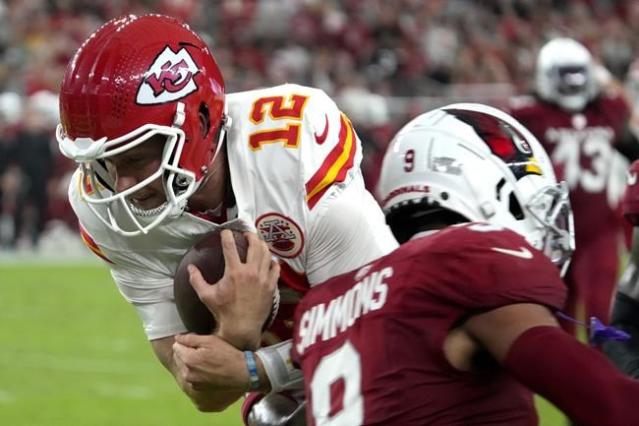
[174,229,279,334]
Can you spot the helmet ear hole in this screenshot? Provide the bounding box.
[495,178,506,200]
[386,198,468,243]
[508,192,524,220]
[199,102,210,138]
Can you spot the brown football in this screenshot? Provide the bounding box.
[174,229,249,335]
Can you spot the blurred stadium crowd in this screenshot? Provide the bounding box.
[1,0,639,251]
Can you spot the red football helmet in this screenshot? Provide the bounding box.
[57,14,226,236]
[623,160,639,226]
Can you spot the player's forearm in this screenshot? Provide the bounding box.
[184,351,271,412]
[173,349,251,412]
[603,292,639,378]
[503,326,639,426]
[215,326,261,351]
[151,336,247,411]
[151,335,179,372]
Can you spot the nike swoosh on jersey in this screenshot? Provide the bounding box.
[314,114,329,144]
[490,246,533,259]
[628,173,637,186]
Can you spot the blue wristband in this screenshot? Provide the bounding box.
[244,351,260,391]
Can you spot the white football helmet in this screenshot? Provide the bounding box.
[535,37,598,111]
[377,103,574,273]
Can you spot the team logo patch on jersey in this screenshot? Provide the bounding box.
[136,46,200,105]
[256,213,304,258]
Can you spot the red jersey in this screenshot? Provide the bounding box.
[292,223,567,426]
[509,94,630,244]
[622,159,639,226]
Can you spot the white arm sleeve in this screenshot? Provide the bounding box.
[133,300,187,340]
[110,269,187,340]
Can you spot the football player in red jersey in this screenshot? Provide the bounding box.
[291,104,639,425]
[508,38,639,336]
[55,14,397,419]
[604,159,639,377]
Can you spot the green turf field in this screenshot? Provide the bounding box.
[0,262,242,426]
[0,262,566,425]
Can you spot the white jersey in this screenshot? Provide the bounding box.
[69,83,398,340]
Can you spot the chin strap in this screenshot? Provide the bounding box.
[173,102,186,127]
[57,124,108,162]
[211,111,232,161]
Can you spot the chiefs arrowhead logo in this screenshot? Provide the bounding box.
[136,46,200,105]
[256,213,304,259]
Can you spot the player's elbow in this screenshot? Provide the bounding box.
[194,402,226,413]
[186,390,239,413]
[191,397,232,413]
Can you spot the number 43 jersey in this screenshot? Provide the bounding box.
[508,93,630,244]
[292,223,567,426]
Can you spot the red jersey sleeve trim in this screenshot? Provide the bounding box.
[305,113,357,209]
[79,223,114,264]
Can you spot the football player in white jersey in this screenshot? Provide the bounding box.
[56,14,397,418]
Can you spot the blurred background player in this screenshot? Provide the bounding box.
[291,103,639,425]
[508,37,639,335]
[604,159,639,378]
[56,14,396,418]
[0,91,56,249]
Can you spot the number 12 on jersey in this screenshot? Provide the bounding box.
[249,94,310,150]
